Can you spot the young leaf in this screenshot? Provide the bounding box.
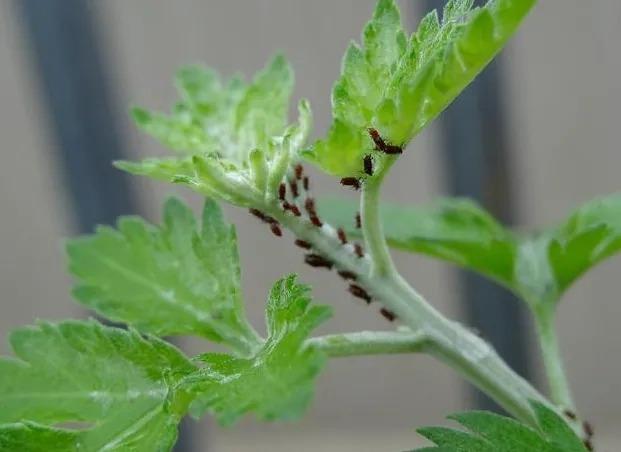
[185,275,332,425]
[305,0,536,176]
[415,402,587,451]
[547,193,621,297]
[118,56,312,205]
[319,197,517,288]
[67,198,261,353]
[0,320,195,452]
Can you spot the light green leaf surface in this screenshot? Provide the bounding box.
[0,320,195,451]
[118,56,311,205]
[67,198,260,353]
[0,423,79,452]
[305,0,536,176]
[415,402,586,451]
[321,194,621,309]
[186,275,332,425]
[320,197,517,287]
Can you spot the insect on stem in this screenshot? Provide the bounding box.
[340,177,361,190]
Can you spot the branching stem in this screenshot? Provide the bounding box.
[307,330,429,357]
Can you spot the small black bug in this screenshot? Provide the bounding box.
[340,177,361,190]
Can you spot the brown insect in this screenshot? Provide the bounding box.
[583,421,594,438]
[340,177,361,190]
[294,163,304,180]
[337,270,357,281]
[302,176,310,191]
[310,215,323,228]
[363,155,373,176]
[355,212,362,229]
[304,198,317,216]
[380,308,397,322]
[305,253,333,269]
[337,227,348,244]
[367,127,402,155]
[289,179,300,198]
[294,239,312,249]
[282,201,302,217]
[249,208,268,222]
[563,410,577,420]
[354,243,364,258]
[348,284,371,303]
[289,205,301,216]
[270,223,282,237]
[250,208,277,224]
[368,128,385,150]
[278,183,286,201]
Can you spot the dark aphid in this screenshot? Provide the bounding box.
[310,215,323,228]
[363,155,373,176]
[337,270,357,281]
[354,243,364,258]
[294,239,312,250]
[305,253,333,269]
[249,208,268,222]
[355,212,362,229]
[563,410,577,420]
[340,177,361,190]
[278,183,286,201]
[337,227,348,244]
[383,144,403,155]
[348,284,372,303]
[250,208,278,224]
[368,128,385,150]
[302,176,310,191]
[294,163,304,180]
[305,198,317,216]
[380,308,397,322]
[368,127,403,155]
[583,421,594,438]
[584,439,594,451]
[282,201,301,216]
[289,179,300,198]
[289,205,302,217]
[270,223,282,237]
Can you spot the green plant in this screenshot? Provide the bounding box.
[0,0,613,450]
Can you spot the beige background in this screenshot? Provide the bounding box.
[0,1,620,450]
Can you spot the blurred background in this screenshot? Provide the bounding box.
[0,0,620,450]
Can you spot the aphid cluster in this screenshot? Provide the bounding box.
[250,162,397,324]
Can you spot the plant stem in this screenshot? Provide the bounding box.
[361,158,396,278]
[262,178,556,428]
[307,330,429,357]
[535,307,575,410]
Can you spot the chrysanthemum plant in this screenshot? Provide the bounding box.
[2,0,617,450]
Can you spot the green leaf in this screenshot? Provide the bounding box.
[0,423,79,452]
[319,197,517,288]
[306,0,536,176]
[322,193,621,310]
[119,56,310,205]
[0,320,195,451]
[185,275,332,425]
[415,402,586,451]
[547,193,621,295]
[67,198,260,353]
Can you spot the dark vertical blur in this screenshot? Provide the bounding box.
[13,0,194,449]
[14,0,136,232]
[419,0,532,411]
